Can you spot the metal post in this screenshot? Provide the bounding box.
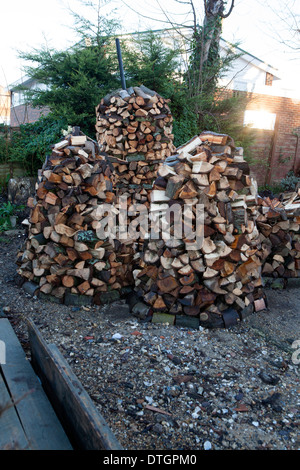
[115,38,126,90]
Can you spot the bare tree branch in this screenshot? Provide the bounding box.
[120,0,188,27]
[154,0,195,41]
[264,0,300,51]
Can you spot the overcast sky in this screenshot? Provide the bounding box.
[0,0,299,88]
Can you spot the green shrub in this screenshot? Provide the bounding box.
[0,201,25,232]
[280,171,300,192]
[5,115,68,176]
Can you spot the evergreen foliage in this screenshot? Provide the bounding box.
[17,41,119,137]
[122,31,181,97]
[0,116,68,174]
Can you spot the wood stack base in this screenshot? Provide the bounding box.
[15,128,271,328]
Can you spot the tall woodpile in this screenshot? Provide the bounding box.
[257,190,300,281]
[16,131,133,306]
[95,85,176,270]
[95,86,175,209]
[132,132,266,328]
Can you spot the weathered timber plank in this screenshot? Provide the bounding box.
[0,318,73,450]
[0,372,30,450]
[27,319,123,450]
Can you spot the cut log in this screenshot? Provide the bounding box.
[157,276,179,293]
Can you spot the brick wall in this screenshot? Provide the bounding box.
[223,90,300,187]
[10,104,50,127]
[247,92,300,186]
[246,128,274,187]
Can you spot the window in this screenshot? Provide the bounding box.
[244,110,276,130]
[265,72,273,86]
[12,92,24,106]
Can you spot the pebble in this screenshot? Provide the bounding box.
[112,333,123,340]
[152,424,163,434]
[258,371,280,385]
[204,441,212,450]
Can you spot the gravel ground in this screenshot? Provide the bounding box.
[0,229,299,451]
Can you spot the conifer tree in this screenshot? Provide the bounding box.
[17,0,120,136]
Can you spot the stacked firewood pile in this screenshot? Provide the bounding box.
[19,82,300,328]
[257,190,300,281]
[16,130,133,306]
[132,131,266,328]
[95,85,176,271]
